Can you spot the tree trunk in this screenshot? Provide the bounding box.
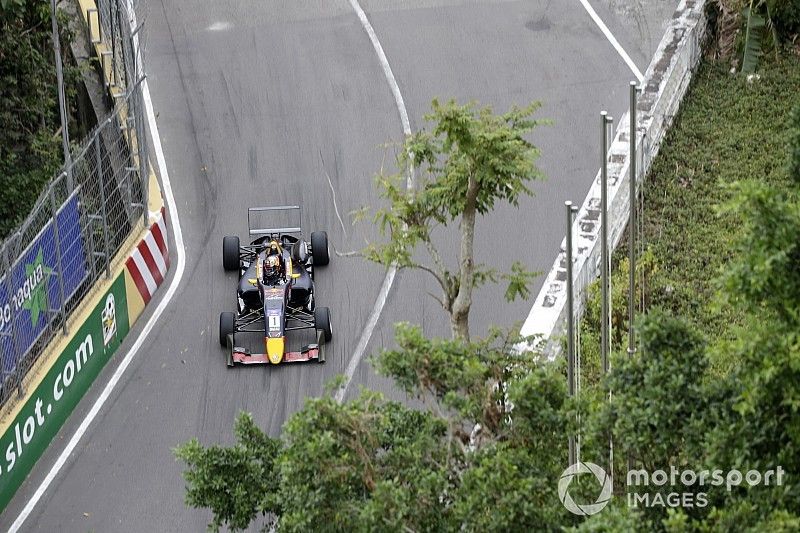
[450,175,479,341]
[450,311,470,341]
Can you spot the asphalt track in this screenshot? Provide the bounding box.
[2,0,677,530]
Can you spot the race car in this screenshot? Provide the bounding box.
[218,206,332,366]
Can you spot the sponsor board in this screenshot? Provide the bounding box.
[0,193,87,377]
[0,274,129,513]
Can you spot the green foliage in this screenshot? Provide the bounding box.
[174,412,281,532]
[582,58,800,368]
[742,2,769,73]
[788,103,800,185]
[374,324,534,436]
[177,328,575,532]
[364,99,547,338]
[740,0,800,73]
[0,1,80,238]
[594,311,708,472]
[718,180,800,325]
[569,502,643,532]
[278,391,450,532]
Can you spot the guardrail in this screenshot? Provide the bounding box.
[521,0,709,354]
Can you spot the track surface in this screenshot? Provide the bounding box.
[3,1,677,530]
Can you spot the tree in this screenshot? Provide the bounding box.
[174,413,282,532]
[176,326,573,532]
[363,99,546,340]
[592,310,709,473]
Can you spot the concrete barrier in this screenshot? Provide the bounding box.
[520,0,709,354]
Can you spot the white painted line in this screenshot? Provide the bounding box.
[9,1,187,530]
[337,0,412,402]
[577,0,644,82]
[347,0,411,139]
[335,266,396,403]
[207,21,232,32]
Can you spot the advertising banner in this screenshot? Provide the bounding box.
[0,273,129,513]
[0,193,87,377]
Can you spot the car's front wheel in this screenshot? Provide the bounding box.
[219,312,235,347]
[314,306,332,343]
[310,231,329,266]
[222,236,240,271]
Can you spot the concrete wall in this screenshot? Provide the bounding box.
[520,0,709,355]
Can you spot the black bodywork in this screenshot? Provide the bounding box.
[236,234,315,315]
[219,205,331,366]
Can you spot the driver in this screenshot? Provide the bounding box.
[263,240,284,284]
[263,254,283,284]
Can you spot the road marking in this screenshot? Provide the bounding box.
[577,0,644,82]
[336,0,412,403]
[335,267,396,403]
[347,0,411,140]
[9,1,186,530]
[207,21,232,32]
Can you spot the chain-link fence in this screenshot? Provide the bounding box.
[0,0,149,408]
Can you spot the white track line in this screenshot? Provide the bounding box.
[9,2,186,530]
[335,0,412,403]
[577,0,644,82]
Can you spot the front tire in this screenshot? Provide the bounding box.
[219,312,235,347]
[314,306,332,343]
[222,236,240,271]
[310,231,329,266]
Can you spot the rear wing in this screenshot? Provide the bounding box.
[248,205,302,236]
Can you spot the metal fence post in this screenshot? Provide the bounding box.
[50,0,74,193]
[601,110,614,487]
[95,135,113,278]
[566,201,576,467]
[49,180,69,335]
[600,111,612,375]
[628,81,638,358]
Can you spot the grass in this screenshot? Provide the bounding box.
[578,55,800,377]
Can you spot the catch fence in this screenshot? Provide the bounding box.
[0,0,148,408]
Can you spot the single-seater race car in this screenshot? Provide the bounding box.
[218,206,332,366]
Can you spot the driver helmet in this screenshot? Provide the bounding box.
[264,254,281,280]
[268,240,280,255]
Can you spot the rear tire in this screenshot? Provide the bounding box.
[219,312,235,347]
[314,306,332,343]
[223,236,240,271]
[310,231,329,266]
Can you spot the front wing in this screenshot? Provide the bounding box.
[226,342,323,366]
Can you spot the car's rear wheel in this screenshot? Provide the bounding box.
[314,306,332,343]
[310,231,329,266]
[222,236,240,271]
[219,312,235,347]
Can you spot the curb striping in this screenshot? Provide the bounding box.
[125,208,170,304]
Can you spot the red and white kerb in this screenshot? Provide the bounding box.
[126,208,170,303]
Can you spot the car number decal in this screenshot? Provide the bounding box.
[267,310,281,331]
